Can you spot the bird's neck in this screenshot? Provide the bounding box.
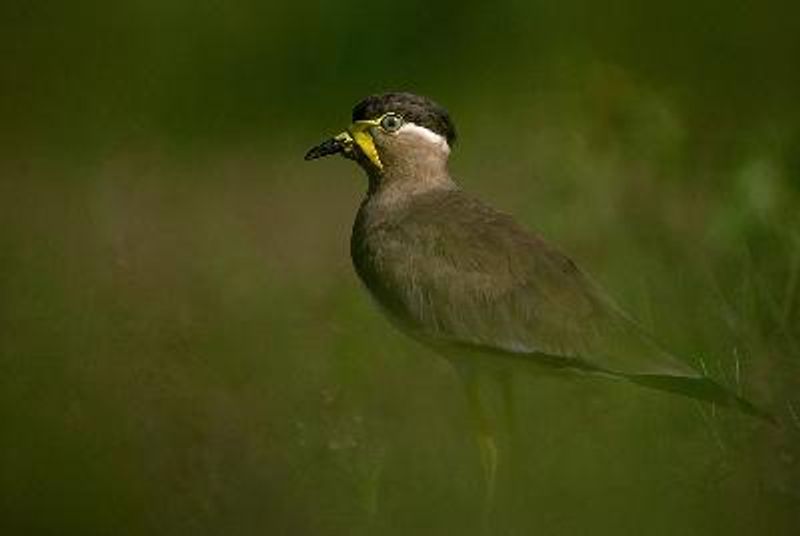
[365,151,456,205]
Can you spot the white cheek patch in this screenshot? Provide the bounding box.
[398,122,450,154]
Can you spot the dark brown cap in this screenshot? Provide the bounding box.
[352,92,457,145]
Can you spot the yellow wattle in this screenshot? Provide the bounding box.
[349,122,383,170]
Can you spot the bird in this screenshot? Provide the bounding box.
[304,91,774,502]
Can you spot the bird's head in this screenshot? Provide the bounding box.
[305,92,457,188]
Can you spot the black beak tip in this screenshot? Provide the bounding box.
[304,138,344,161]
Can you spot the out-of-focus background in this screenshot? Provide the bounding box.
[2,2,799,534]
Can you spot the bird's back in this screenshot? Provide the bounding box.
[351,187,700,379]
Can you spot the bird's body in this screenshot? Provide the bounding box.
[305,91,774,504]
[351,185,698,380]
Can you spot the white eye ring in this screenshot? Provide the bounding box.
[379,113,404,132]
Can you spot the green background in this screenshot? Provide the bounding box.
[2,1,799,534]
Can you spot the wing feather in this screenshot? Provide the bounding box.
[352,190,698,378]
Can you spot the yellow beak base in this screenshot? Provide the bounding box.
[347,120,383,170]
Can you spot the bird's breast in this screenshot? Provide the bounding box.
[349,201,427,333]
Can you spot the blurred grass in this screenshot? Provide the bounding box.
[2,1,800,535]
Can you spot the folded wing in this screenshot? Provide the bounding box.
[354,189,699,379]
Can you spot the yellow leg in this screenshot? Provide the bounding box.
[476,429,498,507]
[460,365,499,510]
[498,370,516,441]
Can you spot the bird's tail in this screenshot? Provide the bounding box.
[624,374,777,425]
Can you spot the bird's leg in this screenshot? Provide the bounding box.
[455,362,499,511]
[470,382,499,507]
[497,369,517,443]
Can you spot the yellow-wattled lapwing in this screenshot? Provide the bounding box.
[305,91,774,504]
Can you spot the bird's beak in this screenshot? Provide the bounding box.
[304,131,353,160]
[304,120,383,170]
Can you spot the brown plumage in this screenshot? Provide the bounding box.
[352,187,693,374]
[306,91,774,426]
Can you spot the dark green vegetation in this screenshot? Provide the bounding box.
[1,2,799,534]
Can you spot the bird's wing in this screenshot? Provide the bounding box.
[356,190,699,378]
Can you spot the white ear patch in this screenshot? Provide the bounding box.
[399,122,450,154]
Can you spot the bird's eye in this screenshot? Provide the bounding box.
[380,113,404,132]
